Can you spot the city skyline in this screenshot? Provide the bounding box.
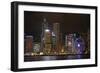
[24,11,90,62]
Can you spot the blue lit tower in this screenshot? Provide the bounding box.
[74,35,85,54]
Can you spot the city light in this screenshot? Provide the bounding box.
[52,32,55,36]
[24,18,90,61]
[68,41,72,46]
[77,44,80,47]
[45,29,50,32]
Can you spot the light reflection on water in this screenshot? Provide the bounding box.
[24,54,89,62]
[42,56,57,60]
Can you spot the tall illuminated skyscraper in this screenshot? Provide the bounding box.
[52,23,62,53]
[41,18,52,54]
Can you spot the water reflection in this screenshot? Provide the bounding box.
[42,56,57,60]
[24,54,90,62]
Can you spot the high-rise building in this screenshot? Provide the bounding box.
[24,35,33,54]
[74,36,85,54]
[51,32,56,53]
[44,30,52,54]
[52,23,62,53]
[66,34,75,54]
[41,18,52,54]
[33,43,40,53]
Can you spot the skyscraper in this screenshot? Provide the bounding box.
[52,23,62,53]
[41,18,52,54]
[41,18,47,51]
[51,32,56,53]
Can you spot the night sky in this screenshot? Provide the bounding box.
[24,11,90,42]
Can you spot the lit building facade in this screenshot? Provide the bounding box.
[33,43,41,53]
[41,18,52,54]
[52,23,62,53]
[24,36,33,54]
[66,34,76,54]
[74,36,85,54]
